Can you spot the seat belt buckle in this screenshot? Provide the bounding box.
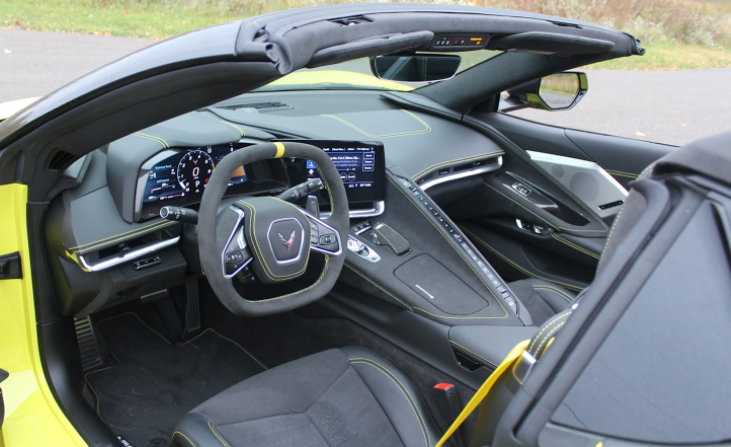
[433,383,465,447]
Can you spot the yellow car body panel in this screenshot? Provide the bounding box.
[0,184,85,447]
[0,70,406,447]
[0,98,39,122]
[267,70,413,91]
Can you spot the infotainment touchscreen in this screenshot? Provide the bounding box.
[282,140,386,205]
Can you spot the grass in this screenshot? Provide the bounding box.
[1,0,730,70]
[592,41,731,70]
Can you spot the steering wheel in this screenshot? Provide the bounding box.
[198,142,349,316]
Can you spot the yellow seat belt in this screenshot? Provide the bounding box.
[435,339,531,447]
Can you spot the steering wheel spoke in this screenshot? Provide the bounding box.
[305,212,343,256]
[221,207,253,279]
[198,141,349,316]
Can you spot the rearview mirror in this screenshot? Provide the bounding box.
[370,54,461,82]
[502,72,588,112]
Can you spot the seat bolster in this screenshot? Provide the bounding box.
[175,413,229,447]
[341,347,441,447]
[508,278,576,325]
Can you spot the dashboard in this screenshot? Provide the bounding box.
[135,140,386,220]
[48,92,508,318]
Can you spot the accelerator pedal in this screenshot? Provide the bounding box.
[181,279,201,340]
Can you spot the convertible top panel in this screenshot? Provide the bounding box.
[0,4,641,196]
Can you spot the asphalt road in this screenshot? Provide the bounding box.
[1,29,730,146]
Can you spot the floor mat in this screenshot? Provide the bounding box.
[86,313,266,447]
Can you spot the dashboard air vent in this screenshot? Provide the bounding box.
[46,149,77,173]
[330,16,372,26]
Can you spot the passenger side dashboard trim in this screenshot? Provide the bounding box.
[420,157,503,191]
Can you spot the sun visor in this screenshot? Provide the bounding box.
[487,32,615,56]
[308,31,434,68]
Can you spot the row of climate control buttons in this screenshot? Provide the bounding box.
[399,176,519,316]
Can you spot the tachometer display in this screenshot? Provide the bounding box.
[141,143,248,206]
[177,149,214,194]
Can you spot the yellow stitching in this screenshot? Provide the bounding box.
[345,264,413,310]
[132,132,169,148]
[138,132,169,148]
[411,151,504,181]
[484,182,606,233]
[68,220,175,251]
[84,367,113,417]
[551,232,600,259]
[248,256,329,303]
[606,169,638,179]
[219,120,246,138]
[466,121,609,229]
[389,177,509,318]
[449,341,498,367]
[460,226,583,292]
[540,337,556,359]
[174,432,198,447]
[530,316,568,357]
[528,312,571,354]
[374,227,398,253]
[321,109,431,139]
[350,359,430,447]
[208,421,231,447]
[237,201,308,281]
[532,286,574,303]
[377,222,410,245]
[601,199,628,259]
[533,321,566,357]
[638,161,658,180]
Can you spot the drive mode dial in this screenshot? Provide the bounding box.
[177,149,214,194]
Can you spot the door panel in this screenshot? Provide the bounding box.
[445,112,672,291]
[527,151,628,218]
[566,129,675,187]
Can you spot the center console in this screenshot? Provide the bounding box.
[338,159,528,327]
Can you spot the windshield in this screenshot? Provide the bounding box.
[254,50,502,93]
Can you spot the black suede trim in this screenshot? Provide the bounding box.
[347,361,408,447]
[197,142,348,316]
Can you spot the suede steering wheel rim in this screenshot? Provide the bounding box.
[198,142,349,317]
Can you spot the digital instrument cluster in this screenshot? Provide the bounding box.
[136,140,386,220]
[141,143,247,204]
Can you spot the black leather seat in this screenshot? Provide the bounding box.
[174,347,440,447]
[508,278,577,325]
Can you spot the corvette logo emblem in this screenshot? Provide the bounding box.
[278,230,297,252]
